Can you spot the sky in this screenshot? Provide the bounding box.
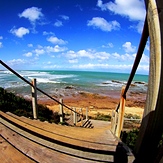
[0,0,149,74]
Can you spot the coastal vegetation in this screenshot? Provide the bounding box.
[121,129,139,151]
[121,128,163,151]
[0,87,59,123]
[93,112,111,121]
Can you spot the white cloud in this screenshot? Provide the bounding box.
[72,63,133,70]
[19,7,43,23]
[72,63,148,72]
[96,52,110,60]
[72,63,108,69]
[130,21,144,33]
[47,36,67,44]
[23,52,33,57]
[77,50,94,59]
[10,27,29,38]
[136,21,144,33]
[97,0,145,21]
[59,15,69,20]
[87,17,120,32]
[7,59,26,66]
[133,53,149,63]
[0,42,2,48]
[28,44,33,47]
[54,15,69,27]
[69,59,78,64]
[0,36,3,48]
[34,49,45,56]
[102,42,114,48]
[43,64,60,69]
[23,45,67,59]
[122,42,136,53]
[66,49,110,60]
[137,64,149,72]
[45,45,67,53]
[97,0,145,33]
[112,52,135,61]
[145,42,149,51]
[141,54,149,63]
[54,20,63,27]
[43,31,55,35]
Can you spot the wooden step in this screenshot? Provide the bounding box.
[0,111,135,162]
[5,112,117,144]
[0,136,35,163]
[1,124,98,163]
[0,111,118,152]
[1,119,115,162]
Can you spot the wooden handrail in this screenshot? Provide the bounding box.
[0,60,82,116]
[115,17,149,113]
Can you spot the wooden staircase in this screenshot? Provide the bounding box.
[0,111,135,163]
[65,114,94,128]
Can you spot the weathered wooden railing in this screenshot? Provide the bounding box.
[112,0,163,162]
[111,10,149,138]
[0,60,85,126]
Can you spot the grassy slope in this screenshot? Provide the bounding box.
[0,87,59,123]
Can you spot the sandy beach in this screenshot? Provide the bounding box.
[38,90,146,119]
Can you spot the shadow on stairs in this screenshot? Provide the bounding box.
[82,119,94,128]
[65,115,94,128]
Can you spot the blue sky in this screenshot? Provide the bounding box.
[0,0,149,74]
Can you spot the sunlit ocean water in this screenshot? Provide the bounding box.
[0,70,148,99]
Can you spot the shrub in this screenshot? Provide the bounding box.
[0,87,59,123]
[121,129,139,151]
[94,112,111,121]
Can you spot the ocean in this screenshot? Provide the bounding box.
[0,70,148,99]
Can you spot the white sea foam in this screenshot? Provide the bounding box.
[3,82,29,89]
[1,70,13,74]
[97,80,126,88]
[28,77,60,84]
[19,71,76,80]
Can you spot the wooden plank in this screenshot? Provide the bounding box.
[0,111,117,152]
[0,136,35,163]
[5,111,117,144]
[134,0,163,162]
[0,124,95,163]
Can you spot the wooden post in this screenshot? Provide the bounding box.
[73,108,77,125]
[86,107,88,120]
[134,0,163,162]
[59,99,64,123]
[31,78,38,119]
[111,110,118,134]
[79,108,83,126]
[115,86,126,138]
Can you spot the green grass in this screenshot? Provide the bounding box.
[0,87,59,123]
[121,129,139,151]
[93,112,111,121]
